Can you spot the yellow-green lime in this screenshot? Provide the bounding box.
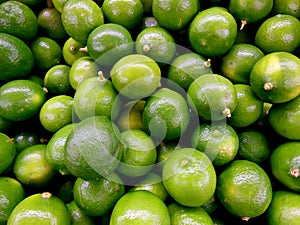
[191,122,239,166]
[0,133,15,175]
[7,192,71,225]
[66,200,96,225]
[73,173,125,216]
[216,160,272,220]
[61,0,104,44]
[270,142,300,192]
[110,190,170,225]
[162,148,216,207]
[273,0,300,19]
[63,37,89,65]
[250,52,300,103]
[110,54,161,99]
[0,79,46,121]
[52,0,68,13]
[0,177,25,223]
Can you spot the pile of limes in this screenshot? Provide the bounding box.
[0,0,300,224]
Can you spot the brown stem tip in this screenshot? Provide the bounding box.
[240,20,247,30]
[264,82,274,91]
[42,192,52,199]
[222,108,231,118]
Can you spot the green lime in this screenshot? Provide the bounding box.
[110,191,170,225]
[229,84,263,127]
[66,200,96,225]
[141,16,159,29]
[201,195,219,215]
[268,95,300,140]
[255,14,300,53]
[18,0,42,6]
[270,142,300,192]
[136,26,176,64]
[229,0,273,29]
[188,7,237,57]
[73,74,120,121]
[0,33,34,81]
[28,75,44,87]
[110,54,161,99]
[73,173,125,216]
[0,133,16,175]
[167,52,213,90]
[0,79,46,121]
[238,129,270,164]
[0,1,38,40]
[39,95,73,133]
[37,7,68,40]
[130,173,168,201]
[163,148,216,207]
[57,179,74,203]
[156,141,182,169]
[216,160,272,220]
[0,116,12,132]
[187,74,237,121]
[31,37,62,70]
[13,144,56,187]
[152,0,200,31]
[7,192,71,225]
[273,0,300,19]
[142,87,190,141]
[44,64,72,94]
[140,0,153,13]
[13,131,40,153]
[86,23,134,66]
[61,0,104,44]
[117,129,157,177]
[46,123,75,175]
[63,37,89,65]
[64,116,122,180]
[221,44,264,84]
[267,191,300,225]
[69,56,100,90]
[250,52,300,103]
[52,0,68,13]
[102,0,144,29]
[191,122,239,166]
[168,201,214,225]
[0,177,25,223]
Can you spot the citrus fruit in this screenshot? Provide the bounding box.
[201,195,219,215]
[238,129,270,164]
[266,190,300,225]
[73,173,125,216]
[268,95,300,140]
[229,84,263,127]
[168,201,214,225]
[66,200,96,225]
[13,144,56,187]
[0,115,11,133]
[270,141,300,192]
[136,26,176,64]
[52,0,68,13]
[216,160,272,220]
[0,1,38,40]
[187,74,237,121]
[0,177,25,223]
[7,192,71,225]
[64,116,122,180]
[141,16,159,29]
[0,133,15,175]
[13,131,39,153]
[39,95,73,133]
[44,64,72,94]
[229,0,273,30]
[221,43,264,84]
[69,56,100,90]
[250,52,300,103]
[162,148,216,207]
[73,74,120,121]
[152,0,200,31]
[142,87,191,141]
[0,79,46,121]
[61,0,104,44]
[110,54,161,99]
[31,37,62,70]
[167,52,213,90]
[273,0,300,19]
[117,129,157,177]
[156,141,182,169]
[188,7,237,57]
[63,37,89,65]
[255,14,300,53]
[86,23,134,66]
[101,0,144,29]
[0,33,34,81]
[191,122,239,166]
[46,123,75,175]
[110,190,170,225]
